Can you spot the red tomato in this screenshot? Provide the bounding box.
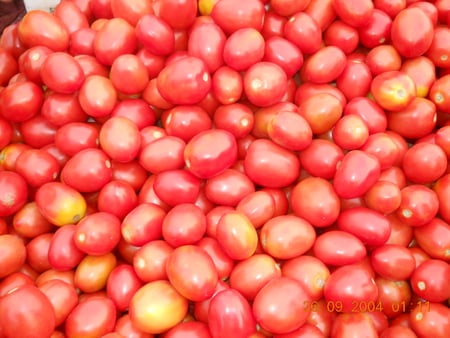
[15,149,60,188]
[371,244,416,280]
[302,46,347,84]
[153,169,201,206]
[163,105,212,142]
[357,9,392,48]
[211,67,243,105]
[364,180,401,214]
[343,97,387,134]
[74,253,117,293]
[25,233,52,273]
[197,236,235,280]
[380,326,420,338]
[0,285,56,338]
[110,0,154,26]
[65,295,116,338]
[78,75,118,118]
[210,0,264,34]
[0,81,44,122]
[93,17,137,66]
[0,171,28,217]
[41,92,88,127]
[331,313,378,338]
[106,264,143,312]
[291,176,340,228]
[0,234,26,279]
[313,230,367,266]
[414,218,450,261]
[299,139,344,179]
[69,27,96,56]
[401,56,436,97]
[410,259,450,303]
[391,7,434,58]
[61,148,112,193]
[244,139,300,188]
[332,114,369,150]
[208,288,257,338]
[236,190,276,229]
[324,265,379,313]
[365,45,402,76]
[213,103,253,138]
[264,36,303,78]
[429,74,450,114]
[12,202,54,238]
[223,28,264,72]
[336,60,372,100]
[333,150,381,199]
[267,111,312,151]
[324,20,359,54]
[48,224,85,271]
[97,180,138,220]
[54,122,99,157]
[243,61,288,107]
[284,12,321,55]
[18,10,69,51]
[253,277,312,334]
[333,0,374,27]
[409,303,450,338]
[114,313,153,338]
[129,280,189,334]
[109,54,149,95]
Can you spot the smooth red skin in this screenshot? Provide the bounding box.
[75,54,109,77]
[26,233,53,273]
[223,28,265,72]
[273,323,324,338]
[270,0,311,17]
[380,326,417,338]
[253,277,311,335]
[0,117,12,149]
[0,81,44,123]
[163,105,212,142]
[313,230,367,266]
[69,27,96,56]
[19,115,58,149]
[211,66,244,105]
[41,92,88,127]
[78,75,118,118]
[284,12,321,55]
[153,169,201,206]
[166,245,218,302]
[263,36,303,78]
[211,0,264,34]
[0,48,18,86]
[97,180,138,220]
[135,14,174,56]
[267,111,313,151]
[371,244,416,281]
[434,173,450,223]
[344,97,387,133]
[109,54,149,95]
[111,99,156,130]
[139,136,185,174]
[54,122,99,157]
[0,171,28,217]
[336,60,372,100]
[137,175,170,211]
[93,17,137,66]
[402,143,447,184]
[324,265,379,313]
[299,139,344,179]
[38,279,79,327]
[61,148,112,193]
[365,45,402,76]
[357,9,392,48]
[188,21,226,73]
[373,0,405,18]
[132,240,172,283]
[331,313,378,338]
[208,289,257,338]
[333,0,374,27]
[15,149,60,188]
[0,272,35,298]
[324,20,359,54]
[261,11,286,39]
[302,46,347,84]
[333,150,381,199]
[236,191,275,229]
[114,314,152,338]
[13,202,54,238]
[193,280,230,324]
[111,160,148,192]
[426,26,450,69]
[410,259,450,303]
[106,264,143,312]
[429,74,450,114]
[291,176,340,228]
[436,126,450,158]
[121,203,166,247]
[0,285,56,338]
[65,296,116,338]
[197,237,234,280]
[410,303,450,338]
[48,225,85,271]
[244,139,300,188]
[163,321,211,338]
[157,56,211,105]
[413,217,450,260]
[391,7,434,58]
[213,103,253,138]
[0,234,26,279]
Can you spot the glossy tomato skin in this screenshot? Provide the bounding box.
[409,303,450,338]
[333,0,374,28]
[336,60,372,100]
[162,105,212,142]
[330,313,378,338]
[157,56,211,105]
[0,234,26,279]
[136,14,174,56]
[337,207,391,246]
[109,54,149,95]
[410,259,450,303]
[12,202,54,238]
[267,111,313,151]
[0,171,28,217]
[324,265,379,313]
[333,150,381,199]
[65,295,116,338]
[263,36,303,78]
[48,224,85,271]
[0,285,56,338]
[284,12,322,55]
[343,97,387,134]
[78,75,118,118]
[244,139,300,188]
[41,92,88,127]
[414,217,450,260]
[299,139,344,179]
[0,80,44,122]
[253,277,312,335]
[208,289,257,338]
[313,230,367,266]
[357,9,392,48]
[371,244,416,281]
[106,264,143,312]
[391,7,434,58]
[18,10,69,51]
[302,46,347,84]
[15,149,60,188]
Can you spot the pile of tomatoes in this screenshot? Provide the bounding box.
[0,0,450,337]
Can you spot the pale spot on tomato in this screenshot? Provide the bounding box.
[1,193,15,207]
[135,257,145,270]
[417,281,426,290]
[72,214,82,223]
[105,159,111,168]
[240,118,249,127]
[414,312,424,321]
[77,232,86,243]
[52,172,58,180]
[434,92,444,103]
[379,37,386,44]
[401,209,412,218]
[31,52,40,61]
[202,72,209,82]
[441,54,448,62]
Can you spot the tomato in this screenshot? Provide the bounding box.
[106,264,143,312]
[291,176,340,228]
[324,265,378,313]
[69,27,96,56]
[0,80,43,122]
[74,253,117,293]
[157,56,211,105]
[0,171,28,217]
[410,259,450,303]
[414,218,450,261]
[18,10,69,51]
[243,62,288,107]
[331,313,378,338]
[12,202,54,238]
[75,54,109,77]
[391,7,434,58]
[375,277,411,318]
[0,234,26,279]
[15,149,60,188]
[397,185,440,228]
[263,36,303,78]
[333,0,374,28]
[302,46,347,84]
[343,97,387,134]
[114,313,153,338]
[409,302,450,338]
[211,67,243,105]
[336,60,372,100]
[313,230,366,266]
[210,0,264,34]
[333,150,381,199]
[358,9,392,48]
[244,139,300,188]
[109,54,149,95]
[79,75,118,118]
[110,0,153,26]
[65,295,116,338]
[236,191,276,229]
[48,224,85,271]
[429,74,450,114]
[380,326,419,338]
[284,12,321,55]
[253,277,311,335]
[162,105,212,142]
[129,280,189,334]
[93,17,137,66]
[364,180,401,214]
[223,28,263,72]
[213,103,253,139]
[25,232,52,273]
[216,211,258,260]
[121,203,166,246]
[401,56,436,98]
[112,160,148,192]
[324,20,359,54]
[0,285,56,338]
[299,139,344,179]
[267,111,312,151]
[152,169,201,206]
[41,92,88,127]
[54,122,99,157]
[402,143,447,184]
[97,180,138,220]
[208,288,256,338]
[371,244,416,281]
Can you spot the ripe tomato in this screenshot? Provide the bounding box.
[324,265,379,313]
[302,46,347,84]
[12,202,54,238]
[48,224,85,271]
[410,259,450,303]
[0,234,26,279]
[109,54,149,95]
[163,105,212,142]
[414,217,450,261]
[0,285,56,338]
[236,190,276,229]
[264,36,303,78]
[129,280,189,334]
[401,56,436,97]
[0,80,44,122]
[371,244,416,280]
[65,295,116,338]
[0,171,28,217]
[324,20,359,55]
[210,0,264,34]
[396,185,439,227]
[97,180,138,220]
[253,277,312,335]
[106,264,143,312]
[267,111,312,151]
[429,74,450,114]
[15,149,60,188]
[331,313,378,338]
[74,253,117,293]
[313,230,366,266]
[284,12,321,55]
[409,303,450,338]
[333,0,374,28]
[223,28,265,72]
[299,139,344,179]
